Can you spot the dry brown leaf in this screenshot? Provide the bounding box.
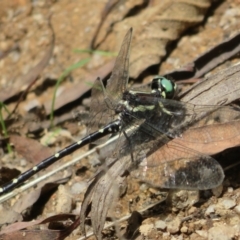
[10,135,53,165]
[1,213,74,233]
[80,158,130,239]
[173,120,240,156]
[7,175,72,221]
[12,188,41,214]
[181,64,240,105]
[129,0,212,78]
[91,162,127,239]
[0,214,77,240]
[0,17,54,103]
[99,0,213,78]
[164,31,240,81]
[0,205,22,225]
[0,231,61,240]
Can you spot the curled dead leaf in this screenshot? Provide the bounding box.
[98,0,213,78]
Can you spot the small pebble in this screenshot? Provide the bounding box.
[194,219,206,227]
[212,184,223,197]
[56,185,72,213]
[208,225,236,240]
[171,236,182,240]
[229,215,240,226]
[219,198,236,209]
[163,232,170,238]
[10,51,20,62]
[20,159,27,167]
[139,183,148,191]
[205,204,215,216]
[180,226,188,233]
[24,99,41,112]
[195,230,208,238]
[72,202,81,215]
[167,217,181,234]
[71,181,88,194]
[188,206,197,215]
[188,222,195,233]
[167,190,199,210]
[234,204,240,214]
[155,220,166,230]
[139,223,154,236]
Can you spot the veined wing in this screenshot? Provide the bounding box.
[87,28,132,136]
[130,135,224,190]
[113,119,224,190]
[106,28,132,102]
[88,78,114,135]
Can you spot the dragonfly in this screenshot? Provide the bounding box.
[0,29,177,198]
[78,29,240,238]
[82,29,230,193]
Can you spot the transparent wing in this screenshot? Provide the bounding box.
[120,120,225,190]
[87,28,132,137]
[131,140,224,190]
[88,78,114,135]
[106,28,132,101]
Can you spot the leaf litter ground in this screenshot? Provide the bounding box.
[1,0,240,239]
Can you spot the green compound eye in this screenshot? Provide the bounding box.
[151,76,176,99]
[161,77,174,94]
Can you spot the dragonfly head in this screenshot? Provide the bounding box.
[151,76,177,99]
